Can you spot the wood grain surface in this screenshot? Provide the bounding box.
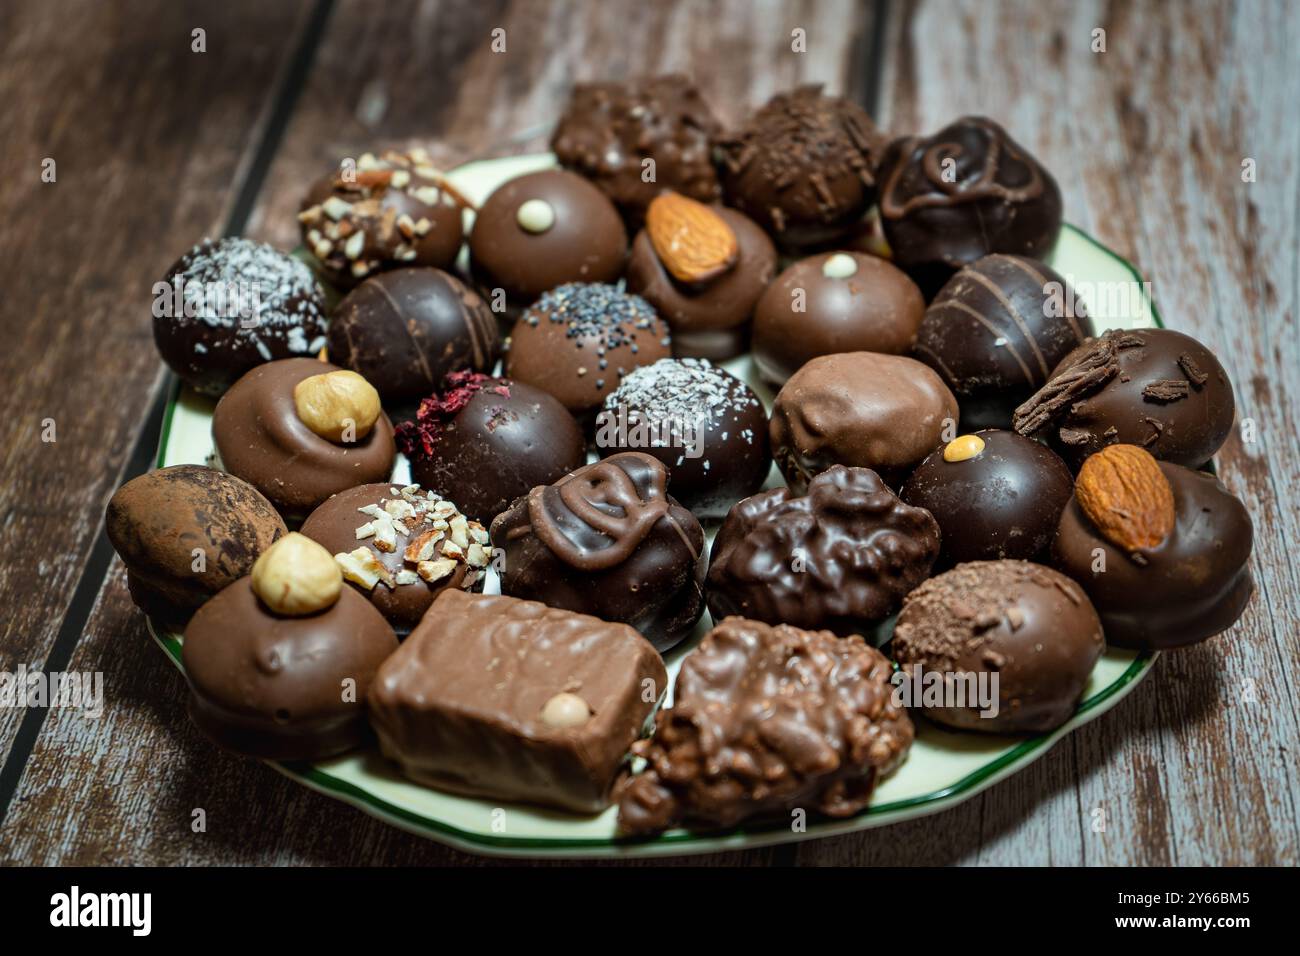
[1,0,1296,867]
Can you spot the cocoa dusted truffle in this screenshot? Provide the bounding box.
[901,430,1074,566]
[752,251,925,386]
[298,148,465,289]
[1050,445,1254,650]
[551,74,722,227]
[877,117,1063,293]
[595,359,771,519]
[505,282,672,420]
[707,466,940,637]
[328,268,499,407]
[717,85,888,252]
[105,465,286,631]
[618,616,913,836]
[369,589,667,813]
[490,452,707,653]
[213,358,396,519]
[398,371,587,523]
[625,194,776,360]
[469,169,627,305]
[1013,327,1235,470]
[914,255,1094,430]
[153,238,328,396]
[770,351,959,491]
[891,560,1105,734]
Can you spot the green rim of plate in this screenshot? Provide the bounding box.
[149,220,1160,854]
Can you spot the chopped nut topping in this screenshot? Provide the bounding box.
[417,558,457,583]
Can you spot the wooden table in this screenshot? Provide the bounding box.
[1,0,1295,866]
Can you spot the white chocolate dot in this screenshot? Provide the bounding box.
[822,252,858,279]
[516,199,556,234]
[540,692,591,728]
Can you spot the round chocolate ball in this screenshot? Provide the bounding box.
[469,169,627,304]
[626,204,776,360]
[716,85,888,252]
[1013,327,1235,470]
[398,372,587,523]
[877,117,1063,294]
[328,268,499,406]
[596,359,771,519]
[183,578,398,760]
[901,430,1074,566]
[914,255,1093,430]
[891,560,1105,734]
[770,351,959,491]
[505,282,672,420]
[299,149,464,289]
[153,237,328,396]
[752,251,925,386]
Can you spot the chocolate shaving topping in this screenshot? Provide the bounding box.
[1143,379,1191,402]
[1178,352,1209,387]
[1013,333,1121,436]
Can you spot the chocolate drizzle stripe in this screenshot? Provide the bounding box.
[965,267,1050,378]
[912,340,960,385]
[938,297,1036,385]
[375,278,435,386]
[1000,254,1086,342]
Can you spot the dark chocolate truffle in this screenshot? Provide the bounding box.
[770,351,959,490]
[551,74,722,227]
[752,251,925,386]
[213,358,396,519]
[877,117,1063,293]
[153,238,328,396]
[105,465,286,631]
[707,465,940,637]
[1013,327,1235,470]
[298,148,465,289]
[490,452,707,653]
[299,482,489,634]
[183,577,398,761]
[900,430,1074,566]
[505,282,672,420]
[891,560,1105,734]
[469,169,627,304]
[625,201,776,360]
[618,616,913,835]
[1051,456,1253,650]
[398,372,587,523]
[717,85,887,252]
[914,255,1094,430]
[328,268,499,406]
[595,359,771,519]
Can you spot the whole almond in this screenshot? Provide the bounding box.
[1075,444,1175,552]
[646,192,738,284]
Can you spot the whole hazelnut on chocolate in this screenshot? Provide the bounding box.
[250,533,342,616]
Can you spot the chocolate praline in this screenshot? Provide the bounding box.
[625,205,775,360]
[595,359,771,520]
[328,268,499,407]
[876,117,1063,294]
[770,351,959,491]
[153,237,328,396]
[914,255,1094,430]
[299,148,464,289]
[469,169,627,306]
[550,74,722,228]
[398,372,587,523]
[1051,460,1253,650]
[1013,327,1235,470]
[707,465,940,638]
[490,452,707,654]
[505,283,672,421]
[105,465,286,631]
[213,358,396,519]
[752,251,925,386]
[717,85,888,252]
[182,578,398,761]
[900,430,1074,566]
[891,560,1105,734]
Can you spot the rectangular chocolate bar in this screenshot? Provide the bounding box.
[367,589,667,813]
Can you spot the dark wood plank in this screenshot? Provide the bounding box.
[801,0,1300,866]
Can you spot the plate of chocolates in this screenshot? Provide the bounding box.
[113,78,1254,857]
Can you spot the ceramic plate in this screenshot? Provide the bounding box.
[146,153,1158,858]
